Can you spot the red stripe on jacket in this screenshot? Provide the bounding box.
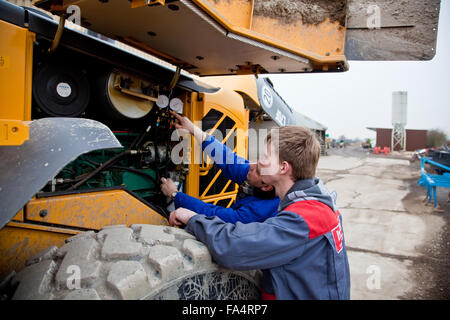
[261,289,277,300]
[261,200,342,300]
[284,200,340,240]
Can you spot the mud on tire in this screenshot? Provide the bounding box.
[7,225,261,300]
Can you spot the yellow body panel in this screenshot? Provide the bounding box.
[0,20,33,122]
[0,189,168,276]
[25,190,169,231]
[185,87,248,206]
[0,222,78,278]
[0,20,33,145]
[251,16,345,58]
[202,75,260,109]
[12,209,24,222]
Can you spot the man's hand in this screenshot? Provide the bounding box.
[170,111,207,142]
[160,177,178,197]
[171,111,195,134]
[169,208,197,227]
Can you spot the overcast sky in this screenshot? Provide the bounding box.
[265,1,450,140]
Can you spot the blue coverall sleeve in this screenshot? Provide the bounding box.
[174,192,269,224]
[202,135,249,184]
[185,211,310,270]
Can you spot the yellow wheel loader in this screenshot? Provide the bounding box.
[0,0,441,299]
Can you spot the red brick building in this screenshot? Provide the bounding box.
[367,128,428,151]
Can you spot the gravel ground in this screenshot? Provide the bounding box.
[320,145,449,300]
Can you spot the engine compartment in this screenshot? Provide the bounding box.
[31,44,191,213]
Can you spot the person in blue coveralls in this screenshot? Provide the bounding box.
[160,111,279,224]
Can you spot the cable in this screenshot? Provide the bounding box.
[129,125,151,150]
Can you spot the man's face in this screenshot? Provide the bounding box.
[246,162,274,192]
[257,141,281,186]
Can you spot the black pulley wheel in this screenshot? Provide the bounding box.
[33,62,90,117]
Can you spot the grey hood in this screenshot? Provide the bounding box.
[279,178,338,212]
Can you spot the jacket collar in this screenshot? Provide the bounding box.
[279,178,337,212]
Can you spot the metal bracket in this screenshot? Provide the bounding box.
[0,119,29,146]
[113,74,158,102]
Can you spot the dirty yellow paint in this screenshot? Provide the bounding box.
[0,189,170,277]
[194,0,347,66]
[0,223,75,278]
[26,190,169,230]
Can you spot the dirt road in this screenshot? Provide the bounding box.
[317,145,449,299]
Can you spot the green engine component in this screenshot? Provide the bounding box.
[54,132,161,199]
[122,169,157,197]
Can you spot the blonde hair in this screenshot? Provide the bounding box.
[266,126,321,181]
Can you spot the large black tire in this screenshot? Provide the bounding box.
[8,225,261,300]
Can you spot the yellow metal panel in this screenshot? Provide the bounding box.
[0,188,169,277]
[0,20,34,121]
[204,194,237,206]
[251,16,345,58]
[26,190,169,230]
[185,92,202,198]
[185,88,247,203]
[5,221,79,235]
[186,89,244,195]
[199,113,226,173]
[201,192,239,202]
[202,88,248,134]
[0,223,75,278]
[200,89,246,202]
[203,75,260,110]
[199,0,253,28]
[0,119,29,145]
[12,209,24,222]
[193,0,347,67]
[200,169,223,198]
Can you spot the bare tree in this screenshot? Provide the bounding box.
[427,129,448,148]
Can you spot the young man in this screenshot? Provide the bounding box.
[170,126,351,300]
[160,111,279,224]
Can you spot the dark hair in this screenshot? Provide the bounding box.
[253,187,277,199]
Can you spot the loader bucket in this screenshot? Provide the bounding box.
[35,0,441,76]
[345,0,441,61]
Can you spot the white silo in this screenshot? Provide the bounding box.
[391,91,408,151]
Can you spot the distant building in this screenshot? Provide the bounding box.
[367,127,427,151]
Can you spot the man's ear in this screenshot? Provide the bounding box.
[280,161,292,176]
